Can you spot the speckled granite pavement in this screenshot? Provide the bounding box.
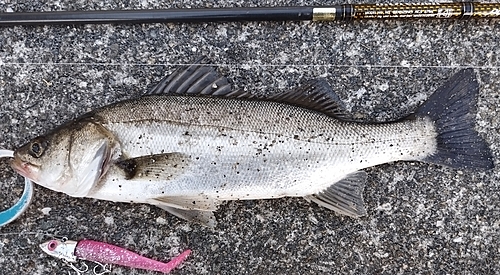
[0,1,499,274]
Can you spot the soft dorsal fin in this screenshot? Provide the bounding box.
[223,78,350,119]
[147,57,232,96]
[148,57,349,119]
[267,79,349,119]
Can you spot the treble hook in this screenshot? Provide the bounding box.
[65,261,89,275]
[92,262,111,275]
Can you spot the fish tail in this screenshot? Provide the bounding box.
[415,69,493,170]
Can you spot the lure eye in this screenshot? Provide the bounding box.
[29,138,47,158]
[47,240,58,251]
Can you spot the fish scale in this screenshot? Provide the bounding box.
[11,60,493,227]
[90,95,437,201]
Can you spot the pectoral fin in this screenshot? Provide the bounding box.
[114,153,218,226]
[150,195,219,227]
[114,153,190,180]
[305,171,367,218]
[151,196,218,211]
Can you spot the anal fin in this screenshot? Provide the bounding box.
[304,171,367,218]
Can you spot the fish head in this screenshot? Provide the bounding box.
[11,118,117,197]
[39,239,78,262]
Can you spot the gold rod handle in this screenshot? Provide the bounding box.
[313,3,500,21]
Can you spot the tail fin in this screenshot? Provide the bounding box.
[416,69,493,170]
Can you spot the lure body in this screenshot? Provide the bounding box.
[40,239,191,274]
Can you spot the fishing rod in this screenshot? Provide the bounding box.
[0,2,499,26]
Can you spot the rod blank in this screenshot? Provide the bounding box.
[0,3,499,26]
[0,7,314,26]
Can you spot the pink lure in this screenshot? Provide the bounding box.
[40,239,191,274]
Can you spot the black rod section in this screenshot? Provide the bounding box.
[0,7,314,26]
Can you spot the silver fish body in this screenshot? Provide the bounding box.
[12,60,493,226]
[92,96,433,200]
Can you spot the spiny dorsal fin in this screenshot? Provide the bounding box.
[304,171,367,218]
[147,57,232,96]
[148,57,349,119]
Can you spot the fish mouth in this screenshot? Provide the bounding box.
[10,157,39,182]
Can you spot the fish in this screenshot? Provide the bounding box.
[39,239,191,274]
[11,58,493,227]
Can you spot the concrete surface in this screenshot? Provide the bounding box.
[1,0,500,274]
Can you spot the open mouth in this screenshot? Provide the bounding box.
[10,157,38,182]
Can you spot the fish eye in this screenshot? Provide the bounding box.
[48,240,58,251]
[29,138,47,158]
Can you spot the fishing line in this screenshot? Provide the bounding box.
[0,62,498,70]
[0,231,42,236]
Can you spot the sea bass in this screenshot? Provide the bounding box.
[11,59,493,226]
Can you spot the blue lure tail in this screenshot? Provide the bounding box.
[415,69,494,170]
[0,177,34,227]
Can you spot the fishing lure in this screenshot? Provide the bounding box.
[40,239,192,274]
[0,149,34,227]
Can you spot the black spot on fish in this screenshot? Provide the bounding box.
[116,159,138,180]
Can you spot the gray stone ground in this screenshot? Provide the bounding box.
[0,0,500,274]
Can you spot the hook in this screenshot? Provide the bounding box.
[66,261,89,275]
[92,262,111,275]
